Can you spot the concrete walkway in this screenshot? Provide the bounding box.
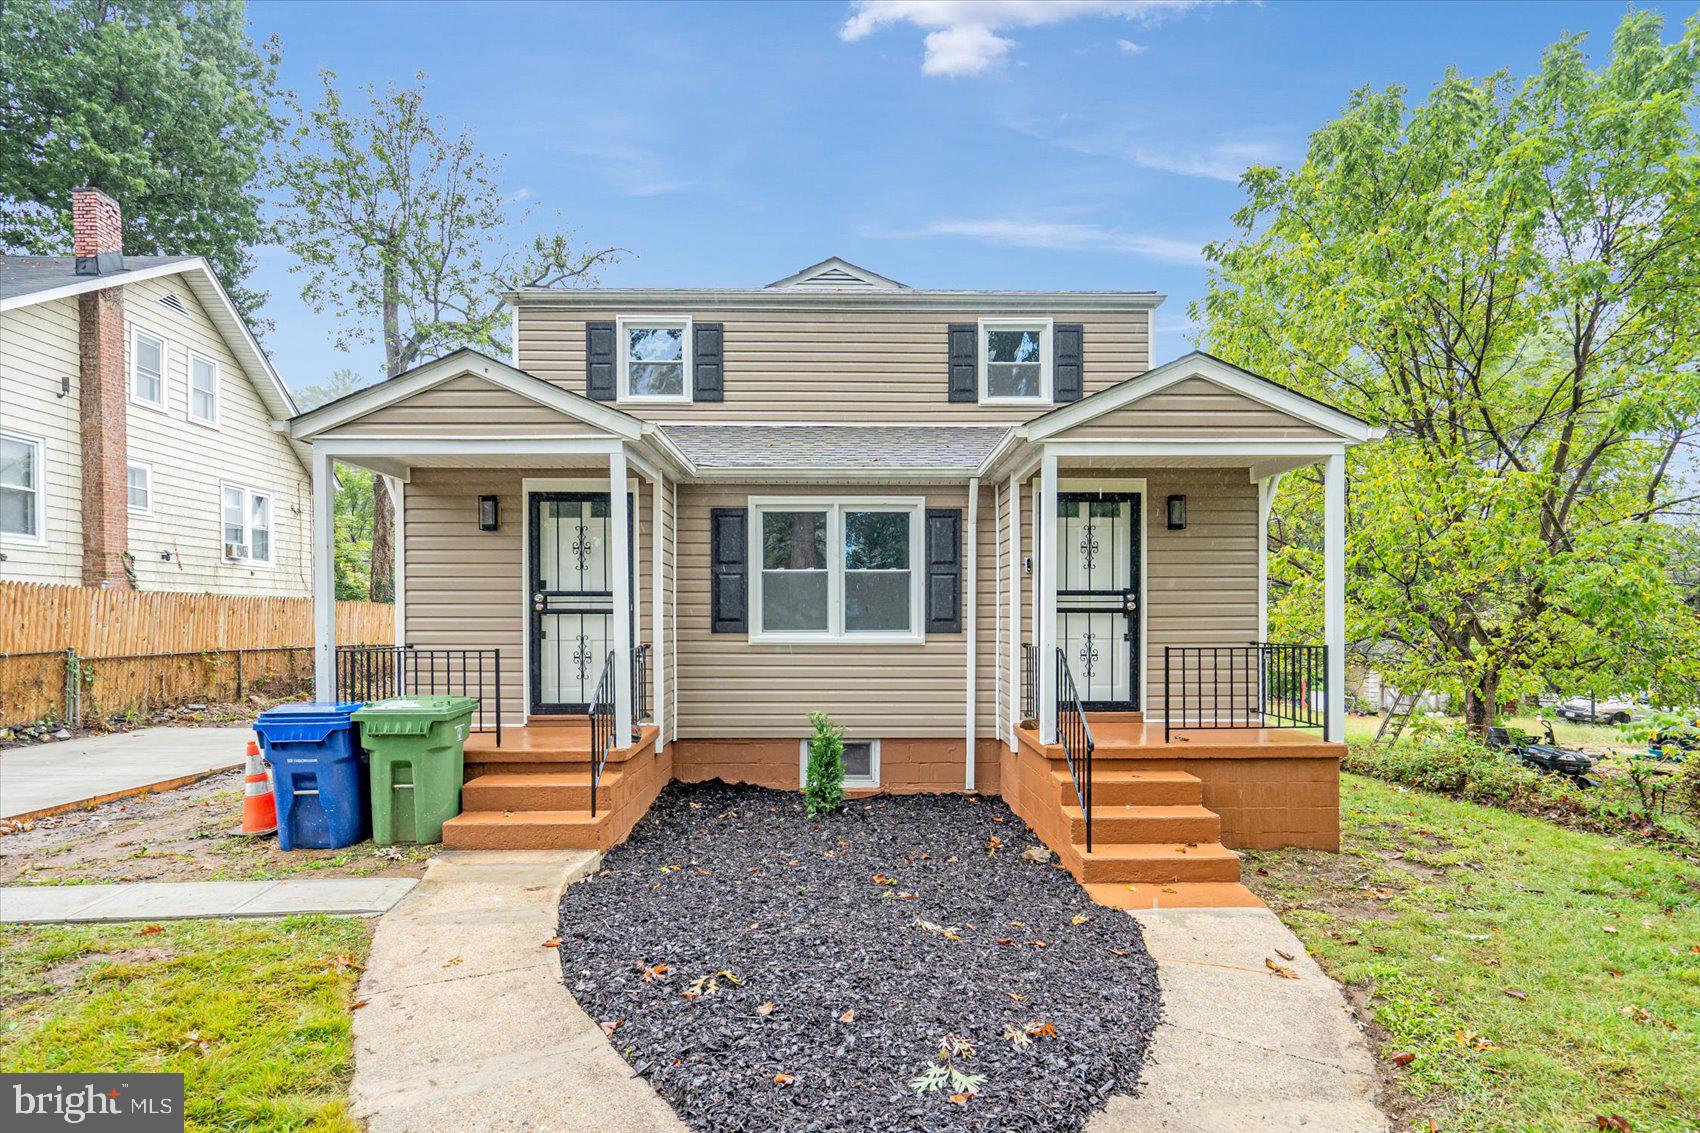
[1090,907,1387,1133]
[0,877,417,924]
[350,850,688,1133]
[0,725,251,820]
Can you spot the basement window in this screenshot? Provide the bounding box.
[799,737,880,789]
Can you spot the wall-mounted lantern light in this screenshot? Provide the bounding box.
[478,495,500,532]
[1166,494,1187,531]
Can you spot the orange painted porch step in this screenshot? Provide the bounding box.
[442,808,609,850]
[1060,803,1220,845]
[1055,768,1203,806]
[460,768,622,811]
[1071,840,1242,884]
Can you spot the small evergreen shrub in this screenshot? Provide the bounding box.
[804,710,845,815]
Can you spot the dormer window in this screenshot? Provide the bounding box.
[979,318,1052,403]
[617,315,692,403]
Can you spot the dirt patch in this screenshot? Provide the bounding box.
[0,770,432,885]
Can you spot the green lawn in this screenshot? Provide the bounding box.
[0,916,369,1131]
[1245,774,1699,1132]
[1344,712,1629,750]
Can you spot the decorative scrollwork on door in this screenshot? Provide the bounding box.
[1078,525,1100,572]
[1078,630,1099,680]
[572,632,592,681]
[571,524,595,572]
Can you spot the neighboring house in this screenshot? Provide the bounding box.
[0,188,308,595]
[290,257,1382,893]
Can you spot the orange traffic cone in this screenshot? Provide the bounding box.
[237,739,278,837]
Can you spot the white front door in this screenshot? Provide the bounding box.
[529,492,629,712]
[1055,491,1141,709]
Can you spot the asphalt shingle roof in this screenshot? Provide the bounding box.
[661,424,1008,471]
[1,254,194,303]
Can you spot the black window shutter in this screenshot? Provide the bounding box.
[1054,323,1084,403]
[693,322,724,402]
[925,508,962,633]
[710,507,748,633]
[947,323,978,402]
[586,321,616,401]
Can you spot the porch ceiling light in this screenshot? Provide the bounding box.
[478,495,500,532]
[1166,494,1187,531]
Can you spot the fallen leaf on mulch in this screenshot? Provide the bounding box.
[1025,1020,1058,1039]
[873,873,897,885]
[600,1019,622,1036]
[1265,958,1299,979]
[639,962,669,982]
[1109,948,1129,957]
[916,918,964,941]
[949,1092,974,1105]
[1070,915,1089,926]
[774,1073,794,1086]
[1018,844,1051,863]
[986,835,1003,856]
[1388,1051,1415,1066]
[541,937,561,948]
[838,1008,856,1023]
[756,1001,776,1017]
[139,924,164,936]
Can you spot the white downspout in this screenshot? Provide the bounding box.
[608,449,633,747]
[651,475,665,751]
[1038,453,1059,745]
[965,477,979,791]
[1323,452,1346,743]
[1007,471,1021,748]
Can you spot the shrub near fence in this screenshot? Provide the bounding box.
[0,582,393,729]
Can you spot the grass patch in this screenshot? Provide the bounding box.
[0,916,370,1131]
[1245,774,1700,1132]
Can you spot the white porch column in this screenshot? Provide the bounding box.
[651,474,665,752]
[311,449,336,702]
[964,477,978,791]
[1007,471,1021,747]
[1038,452,1059,744]
[1323,451,1346,743]
[609,449,633,746]
[387,476,405,649]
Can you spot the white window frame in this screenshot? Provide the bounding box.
[220,482,273,566]
[799,736,881,790]
[616,314,693,404]
[126,461,152,516]
[130,326,167,410]
[978,316,1053,405]
[0,429,47,545]
[748,496,926,645]
[187,350,220,427]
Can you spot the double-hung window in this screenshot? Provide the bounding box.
[979,317,1052,403]
[188,351,219,425]
[0,431,45,542]
[221,483,272,565]
[617,315,691,402]
[750,499,924,642]
[131,327,166,409]
[127,462,152,514]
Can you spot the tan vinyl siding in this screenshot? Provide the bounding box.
[515,306,1150,423]
[1058,377,1337,440]
[0,297,83,583]
[316,374,617,439]
[675,482,972,738]
[122,276,311,595]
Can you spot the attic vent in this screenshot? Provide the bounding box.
[765,257,909,291]
[158,292,189,315]
[802,267,878,289]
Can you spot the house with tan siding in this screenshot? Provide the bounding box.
[0,189,309,595]
[288,257,1382,904]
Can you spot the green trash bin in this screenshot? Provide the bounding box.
[353,695,478,845]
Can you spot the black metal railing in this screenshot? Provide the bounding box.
[1055,647,1097,853]
[1020,643,1038,723]
[588,649,616,818]
[335,645,502,747]
[632,643,652,723]
[1163,642,1327,742]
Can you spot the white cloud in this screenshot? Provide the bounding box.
[890,217,1203,265]
[1116,38,1147,54]
[840,0,1224,77]
[1122,139,1282,182]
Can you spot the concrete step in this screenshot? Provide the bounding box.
[1061,803,1221,845]
[461,769,624,812]
[1073,841,1241,884]
[1052,768,1203,806]
[442,809,607,851]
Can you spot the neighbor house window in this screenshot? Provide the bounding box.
[221,483,272,564]
[617,316,691,401]
[979,318,1052,403]
[750,499,923,642]
[800,737,880,789]
[127,462,152,514]
[131,327,166,408]
[0,431,45,541]
[188,352,219,425]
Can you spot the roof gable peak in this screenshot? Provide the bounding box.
[765,257,909,292]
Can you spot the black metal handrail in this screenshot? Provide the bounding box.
[1163,642,1327,742]
[632,643,652,723]
[1055,647,1096,853]
[1020,643,1038,723]
[588,649,616,818]
[336,645,502,747]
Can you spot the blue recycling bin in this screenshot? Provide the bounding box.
[253,702,369,850]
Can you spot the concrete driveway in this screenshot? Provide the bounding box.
[0,726,250,820]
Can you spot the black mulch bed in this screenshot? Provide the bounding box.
[557,780,1162,1133]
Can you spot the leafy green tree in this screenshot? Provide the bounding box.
[1200,11,1700,731]
[271,70,618,601]
[0,0,281,321]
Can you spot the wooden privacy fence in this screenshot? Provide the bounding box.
[0,582,394,729]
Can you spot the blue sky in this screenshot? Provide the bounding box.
[246,0,1699,393]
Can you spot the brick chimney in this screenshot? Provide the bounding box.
[73,187,131,588]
